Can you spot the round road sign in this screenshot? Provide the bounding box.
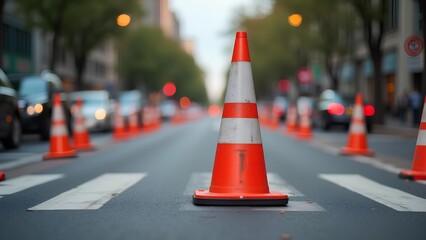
[404,36,424,57]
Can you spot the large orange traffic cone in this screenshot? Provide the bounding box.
[193,32,288,206]
[113,103,128,140]
[43,93,77,160]
[285,105,298,134]
[72,98,95,151]
[340,93,374,156]
[0,171,5,181]
[296,102,313,140]
[399,96,426,180]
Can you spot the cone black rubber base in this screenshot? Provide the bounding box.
[398,173,414,180]
[193,196,288,206]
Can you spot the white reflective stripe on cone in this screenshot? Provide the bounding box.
[421,105,426,123]
[349,122,366,134]
[353,105,365,120]
[74,122,85,133]
[52,105,65,121]
[416,130,426,146]
[224,62,256,103]
[51,124,68,136]
[218,118,262,144]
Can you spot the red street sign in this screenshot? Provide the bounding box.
[278,79,291,93]
[405,36,424,57]
[297,67,313,84]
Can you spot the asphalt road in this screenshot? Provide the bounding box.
[1,117,425,240]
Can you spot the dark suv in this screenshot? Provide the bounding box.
[0,68,21,149]
[10,71,71,140]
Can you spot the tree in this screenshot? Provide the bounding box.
[233,0,355,99]
[62,0,141,90]
[285,0,354,91]
[15,0,72,71]
[118,27,208,103]
[349,0,386,124]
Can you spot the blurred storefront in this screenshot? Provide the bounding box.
[350,0,423,114]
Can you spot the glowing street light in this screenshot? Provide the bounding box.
[117,14,131,27]
[288,14,302,27]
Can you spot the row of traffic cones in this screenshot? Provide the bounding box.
[113,104,162,141]
[43,94,93,160]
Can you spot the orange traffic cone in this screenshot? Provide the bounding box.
[128,111,140,136]
[0,171,5,181]
[296,102,313,140]
[399,96,426,180]
[285,105,298,135]
[72,98,95,151]
[193,31,288,206]
[270,108,280,130]
[43,93,77,160]
[340,93,374,156]
[113,103,128,140]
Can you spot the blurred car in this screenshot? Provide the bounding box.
[119,90,145,126]
[0,68,21,149]
[71,90,113,132]
[273,96,288,121]
[9,70,71,140]
[316,89,375,131]
[160,100,178,120]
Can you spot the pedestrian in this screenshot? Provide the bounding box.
[397,90,409,123]
[409,89,422,126]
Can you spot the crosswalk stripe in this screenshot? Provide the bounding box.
[184,172,304,197]
[28,173,146,210]
[319,174,426,212]
[0,174,64,196]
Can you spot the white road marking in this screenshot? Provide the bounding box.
[184,172,304,197]
[28,173,146,210]
[180,201,325,212]
[319,174,426,212]
[0,174,64,196]
[0,154,43,170]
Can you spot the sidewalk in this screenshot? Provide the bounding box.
[373,114,418,138]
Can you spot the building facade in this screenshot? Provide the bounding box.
[343,0,423,113]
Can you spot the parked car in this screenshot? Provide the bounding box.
[9,71,71,140]
[0,68,21,149]
[71,90,113,132]
[315,89,375,131]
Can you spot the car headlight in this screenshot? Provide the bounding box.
[26,103,44,116]
[95,108,106,120]
[27,106,35,115]
[34,103,43,114]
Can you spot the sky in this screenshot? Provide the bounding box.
[169,0,272,103]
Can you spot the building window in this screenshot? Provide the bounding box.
[384,0,399,32]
